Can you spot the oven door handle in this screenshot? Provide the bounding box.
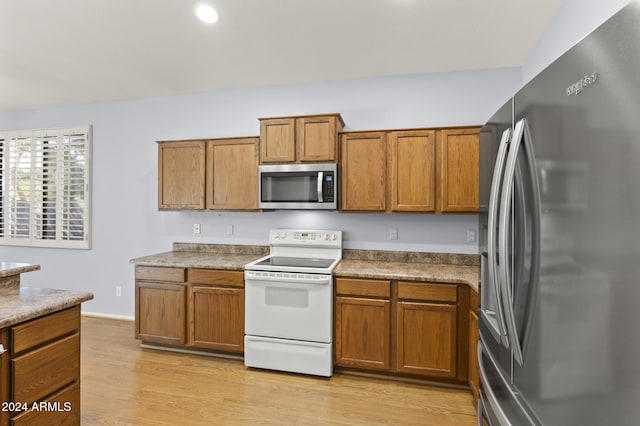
[245,271,332,285]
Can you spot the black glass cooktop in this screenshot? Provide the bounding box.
[254,256,335,269]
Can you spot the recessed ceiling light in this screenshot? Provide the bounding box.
[195,4,219,24]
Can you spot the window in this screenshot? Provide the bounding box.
[0,126,91,249]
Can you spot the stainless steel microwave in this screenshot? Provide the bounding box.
[258,163,337,210]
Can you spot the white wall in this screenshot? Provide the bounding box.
[3,0,635,318]
[0,68,521,317]
[523,0,631,83]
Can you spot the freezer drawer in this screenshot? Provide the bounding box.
[478,340,539,425]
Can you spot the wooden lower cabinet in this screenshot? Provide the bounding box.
[335,277,470,383]
[396,301,457,378]
[134,266,245,355]
[335,296,390,370]
[3,306,81,425]
[0,328,8,425]
[469,288,480,401]
[189,269,244,353]
[135,266,188,346]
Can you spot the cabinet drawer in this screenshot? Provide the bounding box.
[135,266,186,282]
[11,382,79,426]
[12,333,80,403]
[397,282,457,303]
[11,306,79,355]
[189,269,244,287]
[336,278,391,298]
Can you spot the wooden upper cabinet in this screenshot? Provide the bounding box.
[340,132,387,211]
[438,127,480,213]
[260,117,296,163]
[259,114,344,163]
[157,140,206,209]
[389,129,436,212]
[297,115,342,162]
[206,137,259,210]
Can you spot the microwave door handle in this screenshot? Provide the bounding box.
[317,171,324,202]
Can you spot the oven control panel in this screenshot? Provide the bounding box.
[269,229,342,247]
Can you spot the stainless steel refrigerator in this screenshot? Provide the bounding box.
[478,1,640,424]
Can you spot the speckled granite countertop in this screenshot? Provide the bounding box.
[130,243,480,291]
[129,243,269,270]
[334,260,479,292]
[0,262,41,278]
[0,262,94,328]
[336,249,480,292]
[0,286,94,328]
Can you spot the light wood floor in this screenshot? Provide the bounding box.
[81,317,477,425]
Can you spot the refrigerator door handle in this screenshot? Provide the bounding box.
[516,119,542,363]
[498,118,542,366]
[485,128,511,347]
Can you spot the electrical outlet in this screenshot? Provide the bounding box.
[466,229,477,243]
[389,227,398,240]
[226,224,234,235]
[116,286,122,297]
[193,223,201,234]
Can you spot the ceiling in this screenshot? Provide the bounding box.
[0,0,565,113]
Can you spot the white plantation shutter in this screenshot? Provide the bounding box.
[0,126,91,249]
[2,132,32,241]
[61,129,89,244]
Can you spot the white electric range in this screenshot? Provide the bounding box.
[244,229,342,377]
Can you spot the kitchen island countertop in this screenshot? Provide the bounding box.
[0,286,94,328]
[0,262,41,278]
[0,262,93,328]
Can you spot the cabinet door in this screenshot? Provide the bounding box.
[335,296,390,370]
[207,138,259,210]
[297,115,342,162]
[468,288,480,400]
[469,308,480,400]
[260,118,296,163]
[190,286,244,352]
[0,328,8,425]
[396,301,457,378]
[340,132,387,211]
[157,140,206,209]
[438,128,480,212]
[135,281,187,345]
[389,130,436,212]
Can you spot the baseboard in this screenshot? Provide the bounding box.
[139,343,244,361]
[82,311,135,322]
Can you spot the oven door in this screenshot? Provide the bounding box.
[244,270,333,343]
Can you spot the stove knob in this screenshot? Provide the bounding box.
[279,232,287,239]
[324,234,330,240]
[330,234,337,241]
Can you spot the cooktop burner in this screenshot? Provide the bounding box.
[253,256,336,269]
